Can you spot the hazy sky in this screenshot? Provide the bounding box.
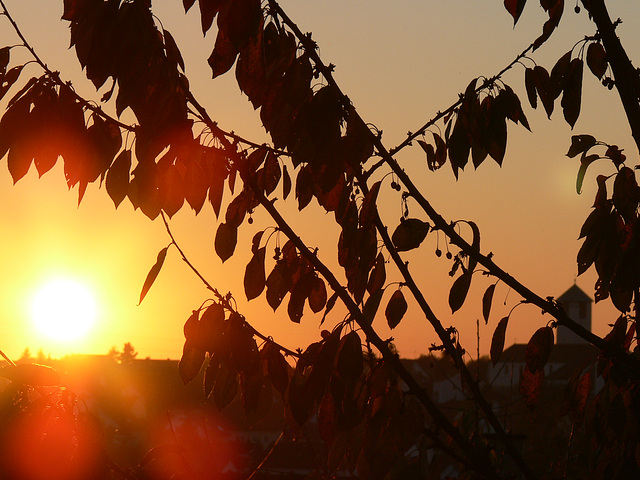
[0,1,637,360]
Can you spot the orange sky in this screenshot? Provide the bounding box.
[0,1,637,360]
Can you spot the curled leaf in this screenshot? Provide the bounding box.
[490,316,509,366]
[482,283,496,324]
[566,134,596,158]
[139,246,169,305]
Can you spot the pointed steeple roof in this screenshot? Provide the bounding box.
[557,284,592,304]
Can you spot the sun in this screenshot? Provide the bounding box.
[30,278,97,342]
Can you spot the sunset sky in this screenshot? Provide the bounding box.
[0,1,638,360]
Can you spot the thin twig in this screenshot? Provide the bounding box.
[247,431,284,480]
[159,212,300,359]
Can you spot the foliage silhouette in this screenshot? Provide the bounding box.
[0,0,640,478]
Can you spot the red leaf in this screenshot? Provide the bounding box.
[244,246,266,301]
[504,0,527,24]
[208,27,239,79]
[214,222,238,262]
[519,366,544,409]
[198,0,226,35]
[449,272,472,314]
[139,246,169,305]
[385,289,408,330]
[490,316,509,366]
[525,326,554,372]
[318,392,336,446]
[482,283,496,324]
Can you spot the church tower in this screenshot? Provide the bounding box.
[556,284,592,344]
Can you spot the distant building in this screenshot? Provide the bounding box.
[556,283,592,345]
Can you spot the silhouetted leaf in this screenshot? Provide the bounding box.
[504,0,527,24]
[605,144,626,167]
[490,316,509,366]
[391,218,430,252]
[308,275,327,313]
[613,166,638,222]
[367,253,386,294]
[0,363,60,386]
[266,262,291,311]
[533,0,563,51]
[215,222,238,262]
[576,153,599,194]
[359,180,381,227]
[0,65,24,103]
[385,289,407,330]
[296,165,313,210]
[561,58,583,128]
[263,151,281,195]
[448,118,470,178]
[337,331,363,384]
[282,164,292,200]
[482,283,496,324]
[363,289,384,325]
[549,51,572,101]
[214,361,239,410]
[208,28,239,79]
[449,271,472,314]
[244,246,266,300]
[106,150,131,208]
[288,274,312,323]
[586,42,607,79]
[139,246,169,305]
[0,46,9,74]
[179,341,206,384]
[321,291,338,326]
[266,343,289,395]
[163,29,185,72]
[525,326,554,372]
[524,68,537,109]
[566,134,596,158]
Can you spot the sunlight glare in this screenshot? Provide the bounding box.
[30,278,97,341]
